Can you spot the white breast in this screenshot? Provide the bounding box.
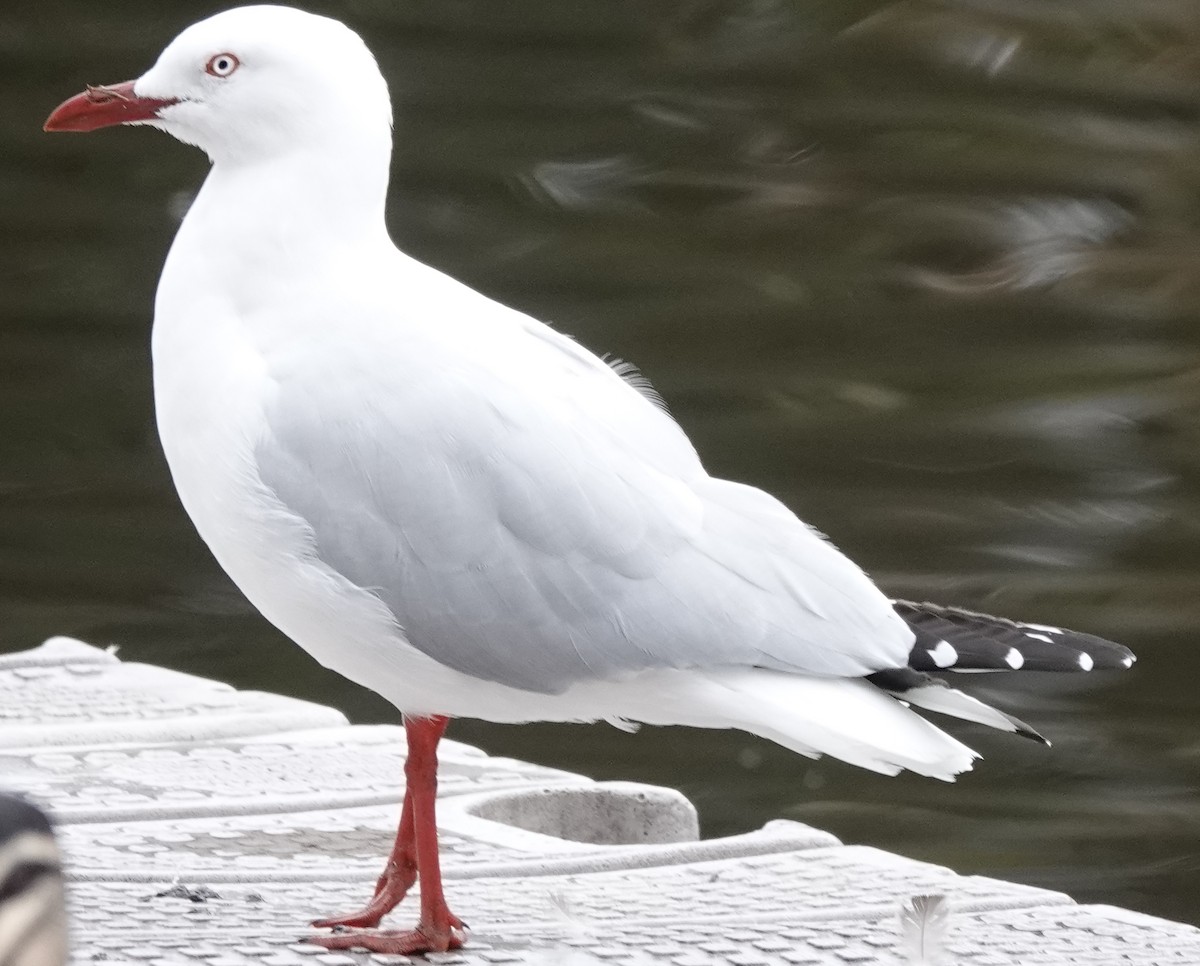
[149,268,457,715]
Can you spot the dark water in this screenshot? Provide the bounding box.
[5,0,1200,927]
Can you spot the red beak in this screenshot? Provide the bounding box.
[43,81,177,133]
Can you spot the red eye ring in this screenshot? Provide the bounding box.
[205,53,240,77]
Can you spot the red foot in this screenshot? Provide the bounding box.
[310,717,460,953]
[311,863,417,929]
[303,922,465,954]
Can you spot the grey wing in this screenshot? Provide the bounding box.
[257,329,911,693]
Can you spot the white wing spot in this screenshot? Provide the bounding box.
[1021,622,1063,634]
[1005,648,1024,670]
[1122,655,1135,668]
[928,640,958,668]
[1024,632,1054,644]
[1078,652,1094,671]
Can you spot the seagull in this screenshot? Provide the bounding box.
[44,5,1136,954]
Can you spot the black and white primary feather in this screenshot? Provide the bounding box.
[0,794,68,966]
[896,600,1135,674]
[865,600,1136,748]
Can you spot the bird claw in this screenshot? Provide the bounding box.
[311,910,384,930]
[311,867,417,929]
[301,923,465,954]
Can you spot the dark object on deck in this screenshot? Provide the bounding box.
[0,793,68,966]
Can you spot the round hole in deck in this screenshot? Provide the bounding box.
[467,783,699,845]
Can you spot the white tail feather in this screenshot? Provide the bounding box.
[892,683,1048,745]
[900,685,1012,732]
[636,670,980,780]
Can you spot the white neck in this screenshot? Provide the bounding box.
[158,137,394,320]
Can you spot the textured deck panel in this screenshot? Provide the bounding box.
[63,849,1072,930]
[0,638,346,749]
[57,887,1200,965]
[6,724,589,824]
[2,636,1198,965]
[55,805,838,882]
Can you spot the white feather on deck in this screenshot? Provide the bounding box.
[900,894,951,966]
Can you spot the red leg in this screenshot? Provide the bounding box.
[306,715,465,953]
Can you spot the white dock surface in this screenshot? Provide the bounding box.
[3,636,1198,965]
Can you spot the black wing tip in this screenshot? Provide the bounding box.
[895,599,1137,674]
[1006,713,1051,746]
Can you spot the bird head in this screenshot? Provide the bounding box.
[43,5,393,166]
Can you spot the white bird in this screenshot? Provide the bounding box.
[44,5,1135,954]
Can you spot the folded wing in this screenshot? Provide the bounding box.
[256,286,913,693]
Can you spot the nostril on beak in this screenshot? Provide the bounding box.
[85,84,131,104]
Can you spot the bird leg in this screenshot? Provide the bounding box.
[306,714,465,953]
[310,787,417,929]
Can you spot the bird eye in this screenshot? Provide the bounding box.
[205,53,240,78]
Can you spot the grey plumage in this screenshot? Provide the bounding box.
[255,308,911,694]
